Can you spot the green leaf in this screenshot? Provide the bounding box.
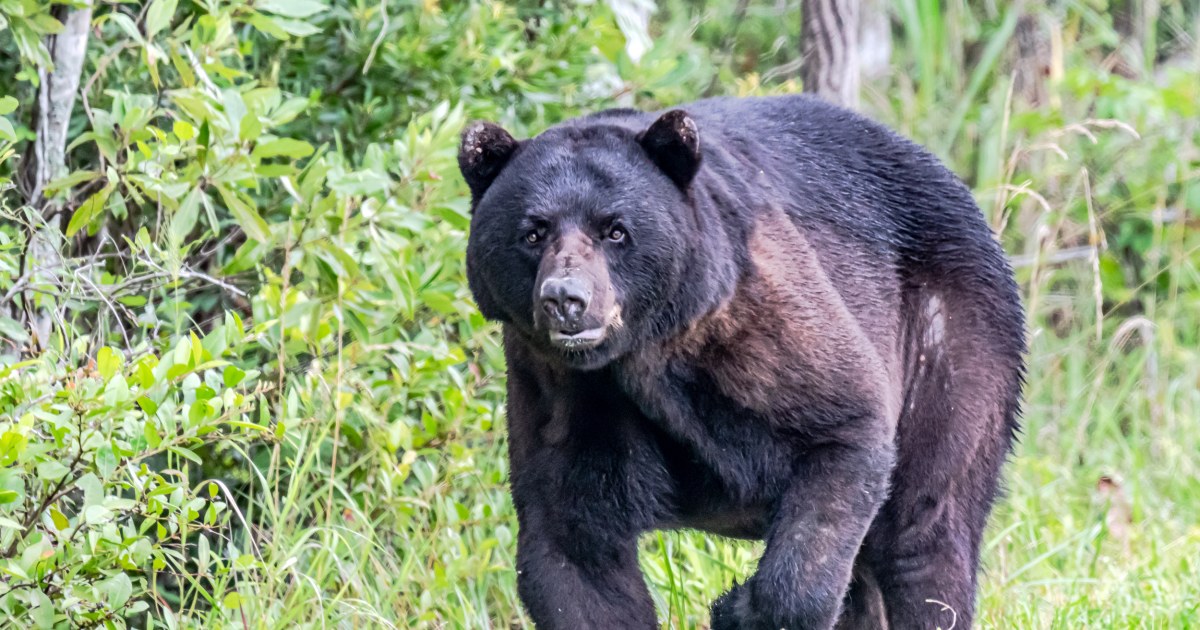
[106,12,144,43]
[276,18,321,37]
[198,532,210,570]
[44,169,102,196]
[198,119,211,160]
[102,572,133,608]
[168,446,203,465]
[345,309,371,344]
[170,186,203,245]
[97,346,122,380]
[222,365,246,388]
[29,13,64,35]
[169,47,196,87]
[245,12,290,40]
[143,420,162,448]
[0,96,17,115]
[222,90,247,137]
[223,591,242,609]
[104,374,131,406]
[252,137,315,160]
[137,394,159,415]
[225,420,269,432]
[65,183,114,238]
[84,505,113,525]
[36,461,70,481]
[195,384,216,401]
[76,474,103,507]
[190,331,204,366]
[95,444,118,478]
[0,489,19,505]
[49,505,69,531]
[254,163,297,177]
[146,0,178,39]
[173,119,195,141]
[189,400,211,425]
[0,317,29,344]
[216,186,271,243]
[0,117,15,142]
[255,0,328,18]
[31,591,54,628]
[225,311,246,346]
[137,360,156,389]
[167,362,191,382]
[240,113,263,141]
[328,169,391,196]
[269,97,310,126]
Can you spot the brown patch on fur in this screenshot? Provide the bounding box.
[662,209,898,433]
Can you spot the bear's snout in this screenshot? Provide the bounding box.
[533,229,617,353]
[537,272,610,351]
[540,276,593,332]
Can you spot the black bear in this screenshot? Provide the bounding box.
[458,95,1025,630]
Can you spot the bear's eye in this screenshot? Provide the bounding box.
[525,227,546,245]
[606,225,626,243]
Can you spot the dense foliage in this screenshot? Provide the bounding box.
[1,0,1197,627]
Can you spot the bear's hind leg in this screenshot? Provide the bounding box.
[868,397,1001,630]
[870,509,978,629]
[869,288,1021,629]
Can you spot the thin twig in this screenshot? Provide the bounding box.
[362,0,390,75]
[1083,168,1104,343]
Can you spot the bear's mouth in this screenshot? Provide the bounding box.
[548,327,606,351]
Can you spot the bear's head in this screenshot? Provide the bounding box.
[459,110,709,370]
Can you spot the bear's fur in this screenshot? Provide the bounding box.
[459,95,1025,630]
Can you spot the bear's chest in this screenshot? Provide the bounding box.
[617,357,802,504]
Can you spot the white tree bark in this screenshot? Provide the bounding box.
[801,0,861,108]
[19,2,93,351]
[858,0,892,79]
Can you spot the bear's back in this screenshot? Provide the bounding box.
[557,96,1023,377]
[682,95,1023,360]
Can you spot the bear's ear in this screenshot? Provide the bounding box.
[637,110,701,189]
[459,121,520,202]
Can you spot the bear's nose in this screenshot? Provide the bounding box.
[539,277,591,331]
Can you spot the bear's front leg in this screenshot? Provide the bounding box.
[710,444,894,630]
[513,495,656,630]
[504,363,663,628]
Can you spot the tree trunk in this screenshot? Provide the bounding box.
[1111,0,1160,78]
[18,2,93,351]
[800,0,861,108]
[1013,13,1053,107]
[857,0,891,80]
